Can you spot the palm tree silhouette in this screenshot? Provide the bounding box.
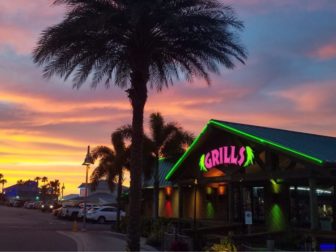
[118,113,193,219]
[90,130,130,231]
[41,177,48,185]
[35,177,41,187]
[17,179,24,185]
[33,1,246,249]
[0,179,7,193]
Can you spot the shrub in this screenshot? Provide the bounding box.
[170,240,189,251]
[206,237,237,252]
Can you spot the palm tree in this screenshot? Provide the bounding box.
[49,180,60,199]
[0,179,7,193]
[17,179,24,185]
[90,130,129,231]
[148,113,193,219]
[35,177,41,187]
[41,177,48,185]
[118,113,193,219]
[33,1,246,249]
[0,174,3,181]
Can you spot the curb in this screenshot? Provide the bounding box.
[57,231,85,251]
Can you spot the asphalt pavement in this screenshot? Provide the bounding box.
[0,205,157,251]
[0,205,105,251]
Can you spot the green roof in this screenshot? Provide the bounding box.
[143,160,174,188]
[165,119,336,180]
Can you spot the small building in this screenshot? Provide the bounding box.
[4,181,39,201]
[64,180,128,205]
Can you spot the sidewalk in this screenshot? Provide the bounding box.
[59,230,158,251]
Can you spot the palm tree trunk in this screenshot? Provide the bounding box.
[116,168,123,232]
[127,70,148,251]
[153,155,160,219]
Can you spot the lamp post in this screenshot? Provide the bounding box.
[61,183,65,200]
[82,145,94,231]
[193,179,198,250]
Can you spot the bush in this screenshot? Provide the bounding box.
[206,237,237,252]
[170,240,189,251]
[145,218,173,249]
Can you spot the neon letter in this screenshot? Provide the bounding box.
[211,149,220,166]
[230,146,238,164]
[224,146,231,164]
[237,146,246,166]
[205,152,212,169]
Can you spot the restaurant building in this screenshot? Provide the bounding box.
[145,119,336,248]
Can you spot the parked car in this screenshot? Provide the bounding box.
[9,199,25,207]
[52,207,63,217]
[23,201,35,209]
[41,201,61,212]
[78,205,100,219]
[86,206,126,224]
[60,205,81,219]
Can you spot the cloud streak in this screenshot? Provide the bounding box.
[0,0,335,194]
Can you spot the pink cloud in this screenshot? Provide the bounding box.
[271,81,336,113]
[311,43,336,60]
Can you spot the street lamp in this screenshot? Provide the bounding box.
[82,145,94,231]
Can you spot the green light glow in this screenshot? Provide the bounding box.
[243,146,254,167]
[210,120,323,165]
[165,120,324,181]
[268,204,286,231]
[165,125,209,180]
[270,179,281,194]
[206,201,215,218]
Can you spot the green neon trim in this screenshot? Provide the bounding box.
[165,120,324,181]
[209,120,324,165]
[165,125,209,180]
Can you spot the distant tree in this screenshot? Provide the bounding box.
[0,179,7,193]
[0,174,3,181]
[35,177,41,187]
[90,130,129,230]
[50,180,61,198]
[17,179,24,185]
[41,177,48,185]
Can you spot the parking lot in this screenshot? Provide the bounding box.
[0,205,110,251]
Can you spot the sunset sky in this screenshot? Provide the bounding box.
[0,0,335,195]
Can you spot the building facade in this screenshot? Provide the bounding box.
[144,119,336,248]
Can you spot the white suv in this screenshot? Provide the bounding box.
[86,206,126,223]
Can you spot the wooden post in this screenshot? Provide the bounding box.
[178,184,183,219]
[228,183,233,224]
[333,185,336,231]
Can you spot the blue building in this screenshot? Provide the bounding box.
[4,181,39,201]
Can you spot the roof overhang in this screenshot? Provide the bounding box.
[165,119,326,181]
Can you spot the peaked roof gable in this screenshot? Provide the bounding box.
[165,119,336,180]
